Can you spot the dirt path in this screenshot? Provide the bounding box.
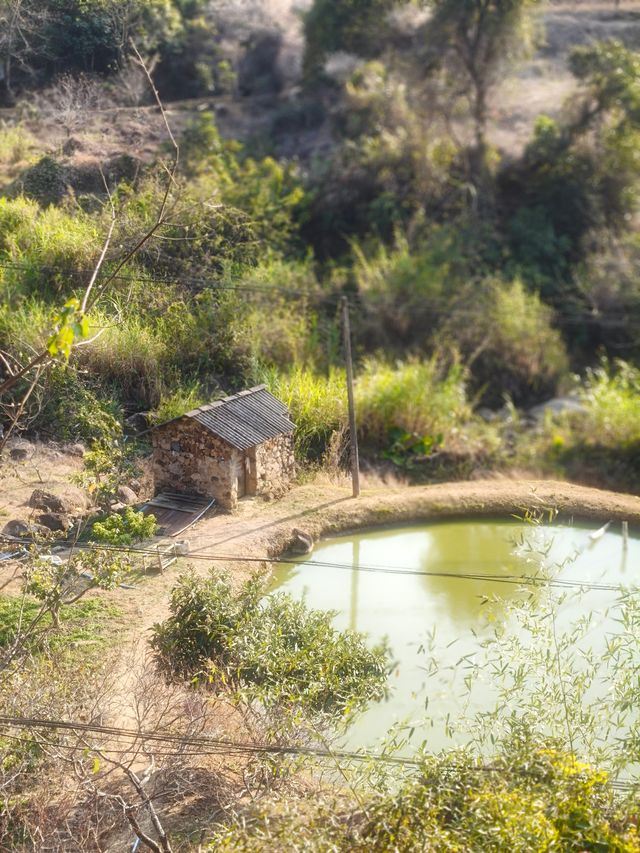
[116,477,640,638]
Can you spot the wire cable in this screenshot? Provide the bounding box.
[0,715,636,790]
[0,534,631,593]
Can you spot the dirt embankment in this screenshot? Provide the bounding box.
[189,478,640,565]
[107,476,640,633]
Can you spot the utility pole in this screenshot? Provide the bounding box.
[341,296,360,498]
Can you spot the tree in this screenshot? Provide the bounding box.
[422,0,544,186]
[303,0,402,80]
[0,0,47,104]
[0,46,178,448]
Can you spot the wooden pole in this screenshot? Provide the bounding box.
[342,296,360,498]
[622,520,629,550]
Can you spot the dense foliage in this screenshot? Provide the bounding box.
[151,570,389,721]
[210,740,640,851]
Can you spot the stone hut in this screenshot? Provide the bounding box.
[151,386,295,509]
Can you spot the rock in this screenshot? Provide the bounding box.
[109,502,126,513]
[2,518,50,539]
[116,485,138,506]
[9,447,28,461]
[68,443,86,457]
[290,528,313,555]
[37,512,71,532]
[129,479,142,494]
[125,412,149,434]
[476,407,498,423]
[29,489,72,514]
[528,397,587,422]
[2,519,30,538]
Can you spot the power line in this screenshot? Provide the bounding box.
[0,715,635,791]
[0,534,632,594]
[2,258,639,324]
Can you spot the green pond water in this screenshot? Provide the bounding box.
[270,520,639,754]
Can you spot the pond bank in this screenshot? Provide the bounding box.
[187,478,640,572]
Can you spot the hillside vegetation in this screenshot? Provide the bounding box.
[1,1,640,489]
[2,3,640,849]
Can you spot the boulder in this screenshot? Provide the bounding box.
[67,443,86,458]
[9,447,28,461]
[2,518,49,539]
[290,528,313,555]
[125,412,149,434]
[528,397,587,422]
[29,489,72,514]
[116,485,138,506]
[37,512,71,533]
[2,519,30,538]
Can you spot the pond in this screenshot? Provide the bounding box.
[270,520,639,755]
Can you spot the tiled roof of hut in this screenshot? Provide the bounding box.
[181,385,294,451]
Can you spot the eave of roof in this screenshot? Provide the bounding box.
[153,385,295,451]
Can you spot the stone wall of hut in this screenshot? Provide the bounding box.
[254,433,296,498]
[152,418,243,509]
[152,419,295,509]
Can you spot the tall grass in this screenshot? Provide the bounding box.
[150,383,206,425]
[264,357,473,461]
[0,125,35,165]
[0,197,101,297]
[356,356,471,445]
[76,315,166,410]
[262,365,347,460]
[579,360,640,447]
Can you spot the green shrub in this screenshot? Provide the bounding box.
[20,156,68,207]
[33,366,122,443]
[73,439,138,509]
[303,0,399,79]
[461,278,569,406]
[151,570,388,721]
[579,360,640,448]
[355,356,471,447]
[263,365,347,460]
[90,508,157,546]
[210,743,639,852]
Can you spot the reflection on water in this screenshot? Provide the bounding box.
[269,520,639,753]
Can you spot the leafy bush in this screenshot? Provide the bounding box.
[90,508,157,546]
[73,439,138,509]
[460,278,569,406]
[151,570,388,721]
[20,156,68,207]
[355,356,471,447]
[210,740,639,851]
[37,367,122,443]
[578,360,640,448]
[263,365,347,460]
[303,0,399,79]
